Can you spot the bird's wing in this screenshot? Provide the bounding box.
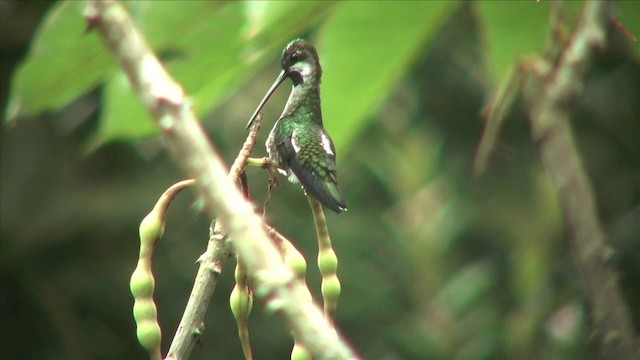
[278,128,347,213]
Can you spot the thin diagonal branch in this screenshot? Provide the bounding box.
[165,114,262,359]
[522,1,638,357]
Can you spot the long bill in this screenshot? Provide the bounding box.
[246,69,289,129]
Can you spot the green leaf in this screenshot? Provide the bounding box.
[177,1,335,116]
[241,1,337,45]
[475,1,549,86]
[93,1,333,145]
[317,1,457,153]
[88,73,157,150]
[616,1,640,58]
[6,1,114,123]
[127,1,228,51]
[91,2,244,145]
[8,1,336,146]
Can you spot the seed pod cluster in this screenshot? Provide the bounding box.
[130,211,164,359]
[283,240,307,281]
[318,246,341,316]
[291,341,311,360]
[230,260,253,360]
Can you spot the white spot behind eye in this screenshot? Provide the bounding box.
[292,62,313,82]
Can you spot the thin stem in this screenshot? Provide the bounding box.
[307,195,340,320]
[522,1,638,357]
[166,92,263,359]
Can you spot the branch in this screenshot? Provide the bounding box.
[84,1,358,359]
[522,1,638,357]
[165,222,230,359]
[166,111,262,359]
[473,66,521,177]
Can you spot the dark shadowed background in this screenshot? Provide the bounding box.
[1,1,638,359]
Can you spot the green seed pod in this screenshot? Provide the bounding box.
[318,248,338,275]
[130,264,155,298]
[136,320,162,351]
[133,298,158,323]
[321,276,341,302]
[234,261,246,283]
[291,342,311,360]
[285,248,307,279]
[230,285,253,320]
[139,211,165,246]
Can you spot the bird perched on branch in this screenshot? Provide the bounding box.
[247,39,347,214]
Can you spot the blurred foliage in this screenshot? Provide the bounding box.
[1,1,639,360]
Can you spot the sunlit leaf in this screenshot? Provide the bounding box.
[128,1,228,51]
[6,1,114,123]
[318,1,457,153]
[180,1,335,117]
[88,72,156,150]
[476,1,549,86]
[616,1,640,57]
[93,1,333,144]
[90,2,246,145]
[242,1,335,44]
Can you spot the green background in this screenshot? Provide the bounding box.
[1,1,638,359]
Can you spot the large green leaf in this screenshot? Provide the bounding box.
[87,72,157,151]
[128,1,228,51]
[317,1,457,153]
[6,1,335,145]
[179,1,336,116]
[94,1,337,145]
[91,3,233,147]
[7,1,459,149]
[475,1,549,86]
[90,2,245,145]
[616,0,640,58]
[5,1,114,123]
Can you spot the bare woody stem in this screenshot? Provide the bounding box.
[166,148,259,359]
[167,95,263,360]
[164,222,230,360]
[84,1,358,359]
[522,1,638,357]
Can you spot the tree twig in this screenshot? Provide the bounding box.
[473,66,522,177]
[166,108,262,360]
[521,1,638,357]
[84,1,359,359]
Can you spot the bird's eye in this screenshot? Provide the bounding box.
[290,51,303,63]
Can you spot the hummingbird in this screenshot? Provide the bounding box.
[247,39,347,214]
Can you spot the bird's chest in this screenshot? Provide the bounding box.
[266,119,288,166]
